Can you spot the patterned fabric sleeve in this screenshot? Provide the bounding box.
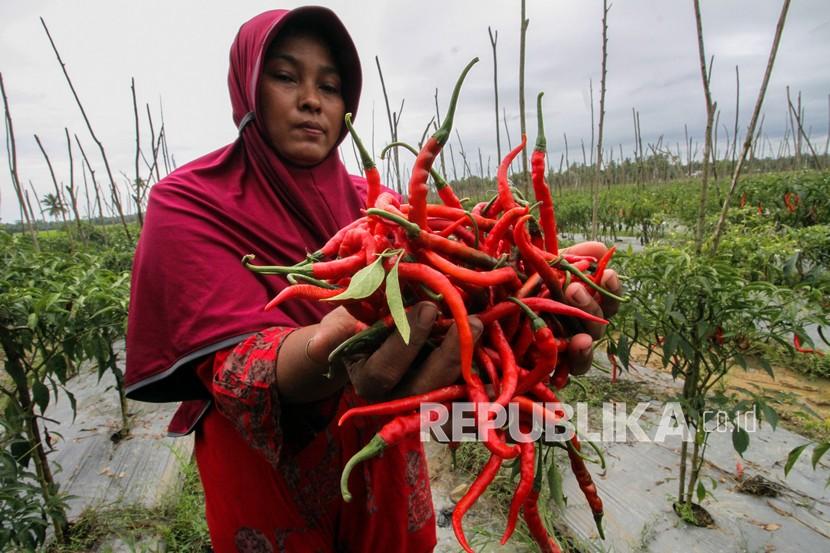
[211,326,297,468]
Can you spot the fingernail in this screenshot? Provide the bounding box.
[573,287,591,306]
[470,319,484,339]
[418,303,438,325]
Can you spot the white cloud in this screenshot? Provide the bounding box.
[1,0,828,222]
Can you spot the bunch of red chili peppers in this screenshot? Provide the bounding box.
[245,58,620,553]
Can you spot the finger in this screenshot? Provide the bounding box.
[306,306,359,364]
[348,301,437,400]
[599,269,621,319]
[567,333,594,376]
[565,282,606,340]
[392,316,484,398]
[561,241,607,260]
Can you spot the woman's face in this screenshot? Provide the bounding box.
[259,31,345,167]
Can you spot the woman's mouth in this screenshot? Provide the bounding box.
[297,122,324,136]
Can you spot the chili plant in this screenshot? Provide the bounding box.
[608,245,826,523]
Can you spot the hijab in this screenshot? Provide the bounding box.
[125,7,366,402]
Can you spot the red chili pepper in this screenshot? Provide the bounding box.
[513,318,534,361]
[436,215,471,238]
[337,384,466,427]
[514,395,566,424]
[401,204,498,230]
[264,284,346,311]
[337,227,364,257]
[421,249,521,289]
[531,92,559,254]
[784,191,800,213]
[380,141,464,209]
[516,272,543,299]
[344,113,381,210]
[475,345,500,394]
[794,334,825,356]
[397,263,476,390]
[478,297,608,326]
[501,438,535,544]
[509,298,559,395]
[243,252,367,281]
[494,135,527,215]
[482,205,528,256]
[341,409,441,502]
[591,246,616,287]
[567,439,605,539]
[489,321,519,407]
[608,345,619,384]
[523,462,563,553]
[514,215,565,302]
[739,192,747,208]
[408,59,478,228]
[452,452,503,553]
[311,218,367,260]
[368,208,500,269]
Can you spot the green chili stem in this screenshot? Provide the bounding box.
[341,435,387,502]
[552,258,628,302]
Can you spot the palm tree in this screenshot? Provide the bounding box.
[41,192,67,220]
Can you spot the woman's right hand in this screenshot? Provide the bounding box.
[276,302,483,404]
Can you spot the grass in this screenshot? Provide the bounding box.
[47,458,210,553]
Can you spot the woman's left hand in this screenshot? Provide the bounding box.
[561,241,622,375]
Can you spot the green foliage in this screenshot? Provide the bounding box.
[0,421,52,550]
[0,229,133,548]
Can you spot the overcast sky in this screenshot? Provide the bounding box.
[2,0,829,223]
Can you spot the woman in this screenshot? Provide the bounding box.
[125,6,619,553]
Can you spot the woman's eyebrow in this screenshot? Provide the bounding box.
[267,53,339,77]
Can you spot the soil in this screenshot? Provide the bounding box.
[672,501,716,528]
[626,343,830,440]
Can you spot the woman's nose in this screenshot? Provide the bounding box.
[298,82,322,112]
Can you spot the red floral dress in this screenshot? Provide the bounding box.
[190,327,436,553]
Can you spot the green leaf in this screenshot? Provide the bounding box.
[812,442,830,470]
[732,426,749,456]
[31,381,50,413]
[758,357,774,379]
[547,454,566,509]
[323,256,385,302]
[385,254,410,345]
[696,480,706,502]
[65,389,77,423]
[617,334,630,370]
[662,333,679,368]
[785,443,809,476]
[759,402,779,431]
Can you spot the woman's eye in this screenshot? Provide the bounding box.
[272,72,295,83]
[320,83,341,94]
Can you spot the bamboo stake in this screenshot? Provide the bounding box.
[1,72,39,249]
[711,0,791,253]
[131,78,144,228]
[64,128,84,241]
[41,18,131,240]
[75,134,106,224]
[518,0,530,197]
[33,134,68,225]
[592,0,610,240]
[787,86,823,170]
[375,56,400,191]
[488,27,502,163]
[692,0,717,255]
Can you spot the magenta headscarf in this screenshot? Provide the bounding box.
[125,7,367,403]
